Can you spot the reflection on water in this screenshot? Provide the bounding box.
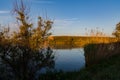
[54,48,85,72]
[52,44,82,49]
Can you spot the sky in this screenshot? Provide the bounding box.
[0,0,120,36]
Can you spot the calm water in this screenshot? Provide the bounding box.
[54,48,85,72]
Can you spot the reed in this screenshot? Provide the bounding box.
[84,41,120,66]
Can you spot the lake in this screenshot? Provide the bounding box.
[54,48,85,72]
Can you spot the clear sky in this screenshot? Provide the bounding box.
[0,0,120,36]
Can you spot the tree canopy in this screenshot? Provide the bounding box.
[112,22,120,38]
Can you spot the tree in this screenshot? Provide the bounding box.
[0,0,54,80]
[30,16,53,50]
[112,22,120,39]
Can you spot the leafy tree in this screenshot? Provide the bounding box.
[30,17,53,50]
[112,22,120,39]
[0,0,54,80]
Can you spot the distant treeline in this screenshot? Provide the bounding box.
[49,36,118,48]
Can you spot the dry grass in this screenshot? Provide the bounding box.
[48,36,118,49]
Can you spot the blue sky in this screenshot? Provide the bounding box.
[0,0,120,36]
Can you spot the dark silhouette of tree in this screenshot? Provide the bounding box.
[0,0,54,80]
[112,22,120,39]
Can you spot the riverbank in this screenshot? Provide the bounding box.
[40,54,120,80]
[49,36,117,49]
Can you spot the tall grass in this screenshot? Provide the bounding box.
[48,28,118,49]
[84,41,120,66]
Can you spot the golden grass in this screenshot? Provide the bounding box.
[48,36,118,48]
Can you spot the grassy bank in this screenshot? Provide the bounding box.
[84,42,120,66]
[40,54,120,80]
[49,36,117,49]
[40,42,120,80]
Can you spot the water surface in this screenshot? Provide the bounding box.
[54,48,85,72]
